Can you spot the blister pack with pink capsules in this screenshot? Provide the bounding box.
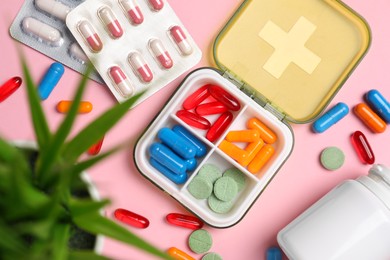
[9,0,103,83]
[65,0,202,105]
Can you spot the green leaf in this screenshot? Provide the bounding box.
[0,221,26,253]
[52,224,70,260]
[68,251,110,260]
[68,199,110,217]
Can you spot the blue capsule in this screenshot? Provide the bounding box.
[149,158,187,184]
[365,89,390,123]
[38,62,64,100]
[172,125,207,157]
[158,127,197,159]
[266,246,282,260]
[312,102,349,133]
[185,157,197,171]
[149,143,187,175]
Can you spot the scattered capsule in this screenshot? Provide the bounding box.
[195,101,228,116]
[166,213,203,230]
[38,62,64,100]
[149,143,187,175]
[88,136,104,156]
[266,246,282,260]
[119,0,144,25]
[98,6,123,39]
[56,100,93,114]
[365,89,390,123]
[108,66,134,97]
[182,85,210,110]
[114,208,149,228]
[149,38,173,69]
[147,0,164,11]
[248,144,275,174]
[176,110,211,130]
[69,43,88,63]
[225,129,260,143]
[0,76,22,102]
[167,247,195,260]
[158,127,197,159]
[170,25,193,55]
[172,125,207,157]
[128,52,153,83]
[22,17,63,46]
[350,131,375,164]
[354,103,386,133]
[35,0,71,21]
[78,20,103,52]
[149,158,187,184]
[206,111,233,142]
[312,102,349,133]
[208,84,241,111]
[247,118,277,144]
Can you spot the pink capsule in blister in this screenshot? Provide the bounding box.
[208,85,241,111]
[128,52,153,83]
[196,101,228,116]
[119,0,144,25]
[351,130,375,164]
[149,38,173,69]
[170,25,193,55]
[166,213,203,230]
[114,208,149,228]
[176,110,211,130]
[108,66,134,97]
[206,111,233,142]
[0,76,22,102]
[78,20,103,52]
[98,7,123,39]
[182,85,210,110]
[148,0,164,11]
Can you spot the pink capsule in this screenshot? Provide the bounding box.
[78,20,103,52]
[182,85,210,110]
[128,52,153,83]
[0,76,22,102]
[88,136,104,156]
[119,0,144,25]
[351,130,375,164]
[98,7,123,39]
[166,213,203,230]
[208,85,241,111]
[108,66,134,97]
[114,208,149,228]
[149,38,173,69]
[206,111,233,142]
[170,25,193,55]
[148,0,164,11]
[176,110,210,130]
[196,101,228,116]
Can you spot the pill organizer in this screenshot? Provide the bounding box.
[134,0,371,227]
[65,0,201,105]
[9,0,103,83]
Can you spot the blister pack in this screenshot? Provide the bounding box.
[65,0,202,104]
[10,0,103,83]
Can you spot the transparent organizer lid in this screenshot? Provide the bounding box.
[213,0,370,123]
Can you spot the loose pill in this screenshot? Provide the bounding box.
[166,213,203,230]
[320,146,345,171]
[188,176,213,199]
[167,247,195,260]
[0,76,22,102]
[182,85,210,110]
[69,43,88,63]
[88,136,104,156]
[312,102,349,133]
[202,252,223,260]
[56,100,93,114]
[225,129,260,143]
[354,103,386,133]
[351,130,375,164]
[128,52,153,83]
[213,176,237,202]
[197,164,222,185]
[208,85,241,111]
[148,0,164,11]
[208,194,234,214]
[114,208,149,228]
[119,0,144,25]
[108,66,134,97]
[150,158,187,184]
[247,118,277,144]
[365,89,390,123]
[195,101,229,116]
[176,110,211,130]
[78,20,103,52]
[98,7,123,39]
[22,17,63,46]
[172,125,207,157]
[247,144,275,174]
[149,38,173,69]
[223,168,246,192]
[206,111,233,142]
[158,127,197,159]
[38,62,64,100]
[35,0,71,21]
[188,229,212,254]
[266,246,282,260]
[149,143,187,175]
[170,25,193,55]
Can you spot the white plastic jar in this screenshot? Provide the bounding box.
[277,164,390,260]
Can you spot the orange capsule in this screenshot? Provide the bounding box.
[247,118,277,144]
[354,103,386,133]
[225,129,260,143]
[240,138,264,166]
[218,140,248,162]
[167,247,195,260]
[56,100,93,114]
[247,144,275,174]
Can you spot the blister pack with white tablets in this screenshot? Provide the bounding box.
[65,0,202,104]
[10,0,103,83]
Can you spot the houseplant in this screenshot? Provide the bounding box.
[0,57,170,260]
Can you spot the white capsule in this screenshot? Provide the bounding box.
[128,52,153,83]
[69,43,88,63]
[22,17,63,46]
[108,66,134,97]
[119,0,144,25]
[170,25,192,55]
[149,38,173,69]
[35,0,72,21]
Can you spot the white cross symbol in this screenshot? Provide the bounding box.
[259,16,321,79]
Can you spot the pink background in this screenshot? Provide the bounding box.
[1,0,390,259]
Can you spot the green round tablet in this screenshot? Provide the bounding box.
[188,229,212,254]
[223,168,246,192]
[208,194,234,214]
[198,164,222,184]
[188,176,213,199]
[320,147,345,170]
[202,252,223,260]
[213,176,237,202]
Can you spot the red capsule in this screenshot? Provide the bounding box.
[88,136,104,156]
[195,101,228,116]
[182,85,210,110]
[208,84,241,111]
[206,111,233,142]
[0,76,22,102]
[166,213,203,230]
[176,110,210,130]
[114,208,149,228]
[350,131,375,164]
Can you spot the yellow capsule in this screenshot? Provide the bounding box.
[56,100,93,114]
[167,247,195,260]
[247,118,277,144]
[225,129,260,143]
[247,144,275,174]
